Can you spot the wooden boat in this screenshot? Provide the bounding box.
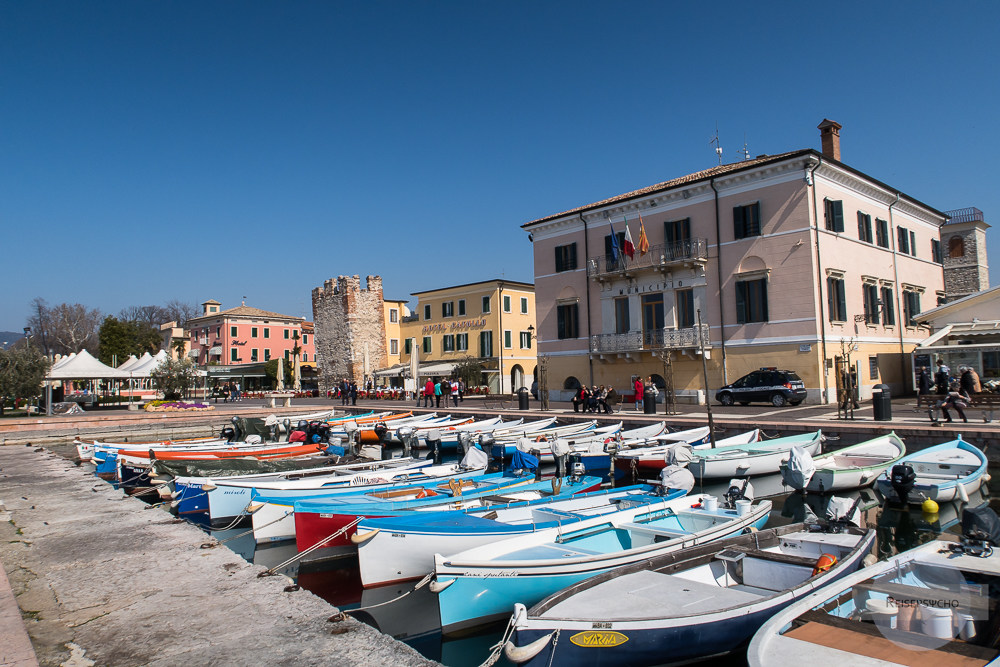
[873,437,988,504]
[686,431,824,479]
[781,433,906,492]
[354,485,680,588]
[505,523,876,667]
[287,472,604,555]
[116,441,328,461]
[748,537,1000,666]
[430,496,772,633]
[354,414,474,443]
[614,428,757,473]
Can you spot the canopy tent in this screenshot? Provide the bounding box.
[45,349,128,380]
[50,353,77,371]
[116,355,141,372]
[127,350,169,378]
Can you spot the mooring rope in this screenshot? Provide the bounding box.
[345,573,434,615]
[478,614,517,667]
[258,516,364,577]
[202,508,292,548]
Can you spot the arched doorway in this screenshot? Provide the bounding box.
[511,364,525,391]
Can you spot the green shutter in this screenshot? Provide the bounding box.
[736,281,747,323]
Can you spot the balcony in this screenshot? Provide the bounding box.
[590,324,710,355]
[587,239,708,281]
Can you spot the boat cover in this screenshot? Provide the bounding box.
[783,445,816,491]
[660,465,695,493]
[460,446,489,470]
[962,506,1000,546]
[666,443,694,466]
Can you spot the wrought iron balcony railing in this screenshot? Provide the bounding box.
[586,238,708,279]
[590,324,710,354]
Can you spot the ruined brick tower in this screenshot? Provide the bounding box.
[941,208,991,302]
[311,275,387,392]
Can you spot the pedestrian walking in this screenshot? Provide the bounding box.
[917,367,932,395]
[934,359,950,395]
[423,379,434,408]
[634,376,644,411]
[434,379,442,408]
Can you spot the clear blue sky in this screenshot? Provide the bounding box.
[2,1,997,332]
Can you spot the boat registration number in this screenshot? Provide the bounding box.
[570,630,628,648]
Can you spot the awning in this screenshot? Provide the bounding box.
[374,364,407,377]
[187,349,199,358]
[208,346,222,356]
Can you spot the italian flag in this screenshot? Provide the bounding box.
[623,221,635,259]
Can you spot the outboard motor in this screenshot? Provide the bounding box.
[373,422,391,460]
[281,418,291,439]
[890,464,917,505]
[397,426,418,459]
[220,425,237,443]
[425,429,442,465]
[569,460,586,483]
[479,433,500,472]
[530,449,543,481]
[456,432,472,458]
[724,478,753,509]
[230,416,242,443]
[659,465,695,496]
[342,421,359,457]
[551,439,571,478]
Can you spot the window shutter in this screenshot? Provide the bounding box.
[735,282,747,323]
[759,280,769,321]
[750,203,761,236]
[827,278,836,320]
[910,231,916,256]
[682,218,691,242]
[568,243,576,269]
[837,281,846,321]
[733,206,744,239]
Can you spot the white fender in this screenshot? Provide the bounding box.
[429,578,454,593]
[350,528,380,545]
[200,483,217,492]
[504,633,555,663]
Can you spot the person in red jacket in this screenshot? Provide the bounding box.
[423,379,435,408]
[634,377,644,411]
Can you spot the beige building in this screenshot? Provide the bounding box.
[523,120,947,404]
[383,297,410,369]
[395,280,537,393]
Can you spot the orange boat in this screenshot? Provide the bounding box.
[119,443,327,461]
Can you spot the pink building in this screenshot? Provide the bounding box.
[523,121,947,404]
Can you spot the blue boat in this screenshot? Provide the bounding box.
[873,436,987,504]
[505,523,876,666]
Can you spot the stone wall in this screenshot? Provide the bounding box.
[311,275,387,392]
[942,223,990,300]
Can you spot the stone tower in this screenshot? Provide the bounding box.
[311,275,387,392]
[941,208,990,301]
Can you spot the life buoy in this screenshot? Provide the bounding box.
[813,553,837,576]
[535,436,547,443]
[415,488,438,499]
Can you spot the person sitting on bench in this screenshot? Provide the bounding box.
[939,381,971,423]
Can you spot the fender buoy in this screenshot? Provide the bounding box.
[813,553,837,576]
[415,489,428,499]
[536,436,547,443]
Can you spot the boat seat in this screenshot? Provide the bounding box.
[734,548,820,569]
[617,522,690,539]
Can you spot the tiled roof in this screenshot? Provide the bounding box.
[189,306,304,323]
[523,150,809,227]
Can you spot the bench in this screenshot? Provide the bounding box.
[917,392,1000,422]
[617,522,690,540]
[265,392,294,408]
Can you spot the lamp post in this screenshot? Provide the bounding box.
[527,325,548,411]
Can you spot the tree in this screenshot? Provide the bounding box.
[0,343,50,416]
[150,358,199,400]
[263,358,293,389]
[162,300,200,326]
[97,316,161,366]
[452,357,485,389]
[171,337,187,360]
[27,299,102,355]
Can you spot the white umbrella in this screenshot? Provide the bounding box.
[293,353,301,391]
[409,340,419,382]
[276,357,285,391]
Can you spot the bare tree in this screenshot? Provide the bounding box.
[26,297,52,353]
[118,305,169,327]
[162,300,200,326]
[34,302,102,354]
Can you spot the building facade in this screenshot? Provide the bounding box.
[940,207,990,301]
[914,285,1000,385]
[398,280,536,393]
[311,275,387,391]
[523,121,947,404]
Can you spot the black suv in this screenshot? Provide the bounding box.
[715,368,807,407]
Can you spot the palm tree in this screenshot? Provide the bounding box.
[172,337,187,361]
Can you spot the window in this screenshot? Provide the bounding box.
[251,327,258,338]
[456,333,468,351]
[422,336,431,354]
[554,243,578,272]
[604,232,626,264]
[283,329,289,339]
[665,218,691,248]
[231,326,238,337]
[862,283,880,325]
[735,278,768,323]
[443,334,455,352]
[931,239,942,264]
[389,308,398,323]
[458,299,466,316]
[390,339,398,355]
[557,303,579,339]
[479,331,493,357]
[503,295,511,313]
[302,334,308,345]
[903,289,921,327]
[424,304,431,320]
[263,328,269,339]
[909,230,916,257]
[881,286,895,326]
[614,297,630,334]
[827,276,846,322]
[231,348,238,362]
[250,348,258,362]
[301,353,306,362]
[897,226,910,254]
[857,212,873,243]
[520,331,531,349]
[216,326,220,337]
[482,296,491,313]
[264,349,271,361]
[734,202,761,239]
[824,199,844,232]
[641,293,665,345]
[875,219,889,248]
[676,289,695,328]
[520,297,528,314]
[404,338,412,354]
[869,356,879,380]
[442,301,454,318]
[504,330,512,349]
[284,350,290,361]
[949,236,965,258]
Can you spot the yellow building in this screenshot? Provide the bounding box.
[399,279,536,393]
[383,298,410,369]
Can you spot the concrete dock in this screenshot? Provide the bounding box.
[0,445,436,667]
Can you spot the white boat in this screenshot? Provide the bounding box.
[781,433,906,492]
[505,523,876,667]
[615,428,757,473]
[748,536,1000,666]
[873,436,988,504]
[687,431,824,479]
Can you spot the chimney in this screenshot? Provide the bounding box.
[817,119,842,161]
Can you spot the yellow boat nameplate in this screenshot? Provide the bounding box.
[569,630,629,648]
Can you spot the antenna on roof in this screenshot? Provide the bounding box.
[739,134,750,161]
[242,296,246,306]
[710,124,722,165]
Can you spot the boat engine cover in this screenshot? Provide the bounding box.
[962,506,1000,546]
[890,463,916,502]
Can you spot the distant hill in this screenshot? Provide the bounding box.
[0,332,25,349]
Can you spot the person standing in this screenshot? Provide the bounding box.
[451,378,459,407]
[934,360,950,395]
[423,378,434,408]
[434,379,442,408]
[457,378,465,403]
[961,366,982,396]
[917,367,932,396]
[441,377,451,406]
[350,381,358,406]
[634,376,644,411]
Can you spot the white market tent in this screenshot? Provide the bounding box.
[45,349,128,380]
[115,354,141,372]
[127,350,169,378]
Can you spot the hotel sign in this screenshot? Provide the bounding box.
[422,318,487,334]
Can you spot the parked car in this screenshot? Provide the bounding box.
[715,368,806,407]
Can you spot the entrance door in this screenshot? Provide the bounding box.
[641,293,665,347]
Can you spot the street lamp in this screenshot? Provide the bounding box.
[527,325,548,411]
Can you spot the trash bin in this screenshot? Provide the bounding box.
[643,392,657,414]
[872,383,891,421]
[518,387,530,410]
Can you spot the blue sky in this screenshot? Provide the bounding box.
[2,1,998,332]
